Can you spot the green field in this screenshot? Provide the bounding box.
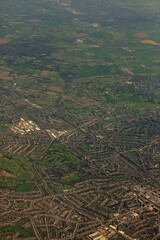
[0,153,36,189]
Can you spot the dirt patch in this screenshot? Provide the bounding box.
[121,67,133,75]
[0,39,11,44]
[89,45,100,48]
[5,34,14,39]
[0,67,13,80]
[135,32,150,39]
[144,3,153,6]
[0,170,14,178]
[40,70,50,77]
[140,40,160,45]
[47,86,63,94]
[76,96,99,107]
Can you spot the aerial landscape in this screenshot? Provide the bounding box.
[0,0,160,239]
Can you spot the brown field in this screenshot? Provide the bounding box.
[135,32,150,39]
[47,86,63,94]
[89,45,100,48]
[0,69,13,81]
[0,170,14,178]
[0,39,11,44]
[0,76,13,81]
[140,40,160,45]
[144,3,153,6]
[5,34,14,39]
[75,96,99,107]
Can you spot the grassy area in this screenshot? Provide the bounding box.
[60,173,80,184]
[115,135,138,142]
[78,65,121,78]
[83,143,92,150]
[15,183,33,192]
[110,236,126,240]
[0,153,36,189]
[41,142,80,167]
[127,151,138,157]
[0,220,33,238]
[0,226,15,233]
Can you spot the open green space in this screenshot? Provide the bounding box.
[41,142,80,168]
[0,220,33,238]
[0,153,36,189]
[110,236,126,240]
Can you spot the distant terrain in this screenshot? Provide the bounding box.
[0,0,160,239]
